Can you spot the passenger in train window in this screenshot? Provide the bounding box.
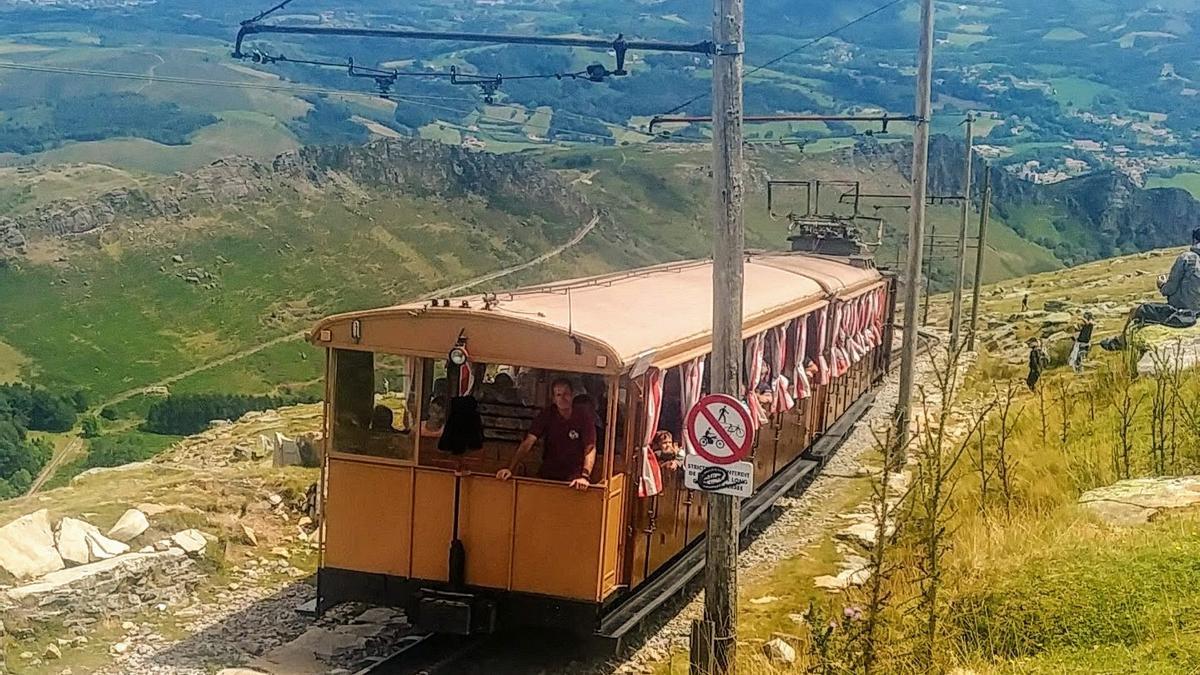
[651,430,683,472]
[496,378,597,490]
[421,396,449,438]
[370,405,404,433]
[805,359,820,382]
[484,372,522,404]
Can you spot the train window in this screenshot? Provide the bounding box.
[329,349,416,461]
[413,360,615,475]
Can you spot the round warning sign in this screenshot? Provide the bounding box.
[684,394,755,465]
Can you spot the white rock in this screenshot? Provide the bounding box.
[749,595,779,605]
[107,509,150,542]
[240,524,259,547]
[171,529,208,555]
[55,517,97,566]
[112,641,130,654]
[44,643,62,659]
[762,638,796,664]
[85,528,130,560]
[1080,475,1200,526]
[0,510,65,579]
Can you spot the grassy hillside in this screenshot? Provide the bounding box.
[0,140,1069,407]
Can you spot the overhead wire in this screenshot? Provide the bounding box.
[661,0,910,115]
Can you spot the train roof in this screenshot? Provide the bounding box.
[310,252,885,375]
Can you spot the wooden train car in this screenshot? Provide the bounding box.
[308,252,896,641]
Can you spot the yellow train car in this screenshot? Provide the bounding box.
[308,252,895,640]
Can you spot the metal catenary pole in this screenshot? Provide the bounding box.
[691,0,744,673]
[967,166,992,352]
[895,0,935,452]
[949,113,975,350]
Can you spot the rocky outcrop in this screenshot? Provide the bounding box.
[1,139,590,262]
[918,135,1200,262]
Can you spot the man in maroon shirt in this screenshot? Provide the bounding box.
[496,378,596,490]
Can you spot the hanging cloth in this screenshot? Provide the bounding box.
[792,315,812,400]
[816,305,832,385]
[743,333,768,428]
[680,357,705,456]
[769,325,796,415]
[437,396,484,454]
[638,367,665,498]
[830,303,850,378]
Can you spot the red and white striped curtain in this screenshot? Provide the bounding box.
[638,367,665,498]
[816,305,832,385]
[769,325,796,415]
[680,357,705,456]
[792,316,812,400]
[743,333,768,428]
[830,303,851,378]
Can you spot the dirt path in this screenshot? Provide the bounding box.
[26,436,82,495]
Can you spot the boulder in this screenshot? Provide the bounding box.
[86,528,130,560]
[44,643,61,660]
[107,509,150,542]
[240,525,259,547]
[0,510,65,580]
[762,638,797,665]
[171,529,207,555]
[55,518,96,567]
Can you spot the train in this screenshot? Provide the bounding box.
[307,249,897,645]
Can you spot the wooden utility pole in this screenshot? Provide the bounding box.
[967,166,992,352]
[691,0,743,674]
[949,113,975,350]
[922,219,935,326]
[895,0,935,451]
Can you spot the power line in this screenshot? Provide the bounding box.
[662,0,909,115]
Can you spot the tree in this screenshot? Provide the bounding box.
[81,415,102,438]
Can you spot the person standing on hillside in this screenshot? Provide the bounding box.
[1068,311,1095,373]
[1021,293,1029,312]
[1102,228,1200,350]
[1026,338,1047,391]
